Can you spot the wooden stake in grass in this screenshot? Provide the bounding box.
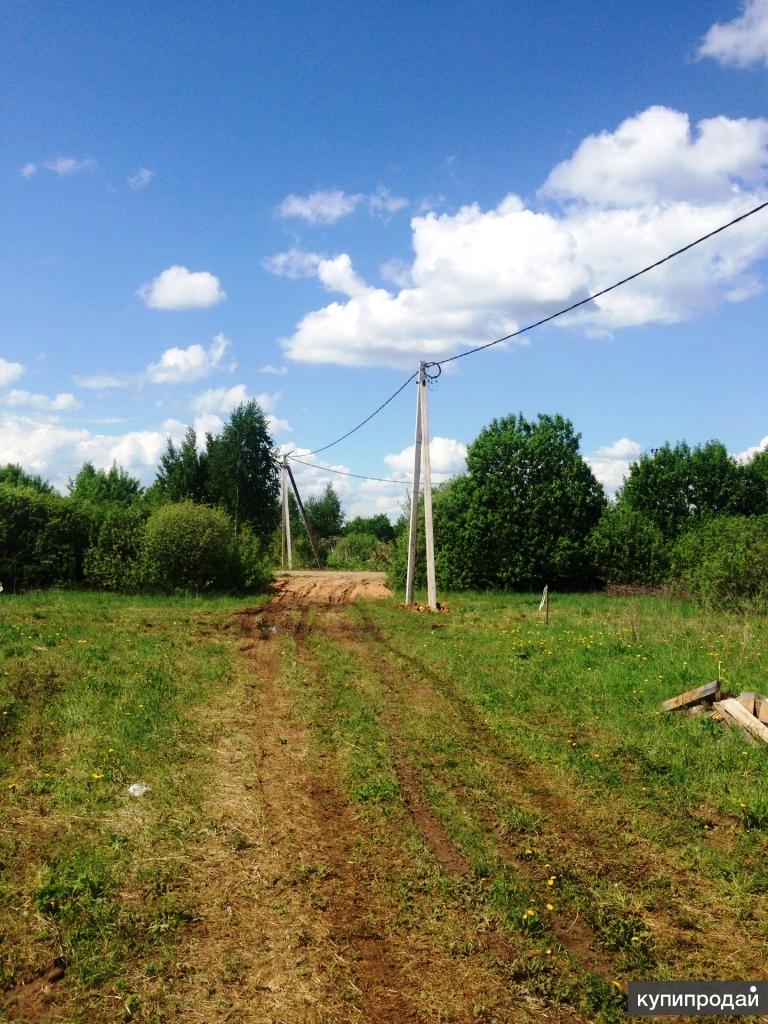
[539,585,549,624]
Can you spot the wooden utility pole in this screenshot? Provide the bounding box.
[285,462,322,570]
[405,362,437,610]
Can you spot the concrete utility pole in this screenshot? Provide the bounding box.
[281,457,292,570]
[405,362,437,609]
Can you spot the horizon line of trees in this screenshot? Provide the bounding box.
[1,401,767,607]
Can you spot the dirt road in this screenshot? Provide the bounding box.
[145,572,586,1024]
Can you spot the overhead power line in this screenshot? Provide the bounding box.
[300,369,418,457]
[435,198,768,367]
[287,455,411,485]
[283,198,768,466]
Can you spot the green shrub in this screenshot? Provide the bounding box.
[0,485,89,591]
[83,505,148,591]
[589,506,669,586]
[327,532,393,571]
[141,501,240,593]
[234,525,272,592]
[670,516,768,611]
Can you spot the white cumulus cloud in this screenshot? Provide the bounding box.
[0,358,24,387]
[146,333,233,384]
[585,438,643,494]
[279,106,768,368]
[541,106,768,206]
[384,437,468,480]
[734,434,768,462]
[3,390,81,412]
[699,0,768,67]
[138,265,227,310]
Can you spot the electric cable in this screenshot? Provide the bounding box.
[287,455,411,485]
[300,369,418,457]
[435,198,768,367]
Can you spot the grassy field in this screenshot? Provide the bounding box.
[1,585,767,1022]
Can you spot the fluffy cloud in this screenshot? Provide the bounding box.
[278,189,363,224]
[317,254,368,297]
[585,438,643,494]
[146,333,233,384]
[138,265,226,310]
[699,0,768,67]
[280,107,768,368]
[3,390,81,412]
[259,363,288,375]
[0,358,24,387]
[734,434,768,463]
[191,385,276,415]
[541,107,768,205]
[21,157,96,178]
[127,168,154,190]
[262,248,325,279]
[384,436,468,480]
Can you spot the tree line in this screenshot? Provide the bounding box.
[1,400,767,608]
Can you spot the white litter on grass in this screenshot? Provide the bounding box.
[127,783,150,797]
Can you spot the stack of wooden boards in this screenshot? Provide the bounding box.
[662,681,768,745]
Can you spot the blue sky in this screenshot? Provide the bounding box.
[2,0,768,517]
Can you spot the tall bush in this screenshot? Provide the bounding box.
[83,505,148,591]
[670,516,768,611]
[141,501,240,593]
[589,506,669,586]
[0,485,88,591]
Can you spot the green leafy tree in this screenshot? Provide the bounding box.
[68,462,142,505]
[617,441,743,540]
[154,427,208,503]
[345,513,395,543]
[287,483,344,566]
[0,463,53,493]
[303,483,344,539]
[422,414,605,591]
[205,401,279,539]
[740,449,768,516]
[463,413,605,589]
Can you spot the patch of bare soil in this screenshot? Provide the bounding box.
[1,961,66,1023]
[272,571,392,606]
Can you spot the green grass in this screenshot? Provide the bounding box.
[3,585,768,1022]
[0,589,265,1018]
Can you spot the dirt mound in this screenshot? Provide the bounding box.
[272,570,392,605]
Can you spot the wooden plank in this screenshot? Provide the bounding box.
[662,681,719,713]
[759,700,768,726]
[737,692,756,715]
[719,699,768,745]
